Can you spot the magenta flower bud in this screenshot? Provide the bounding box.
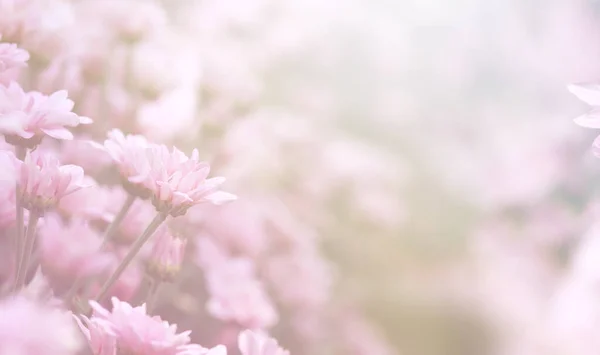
[146,227,186,283]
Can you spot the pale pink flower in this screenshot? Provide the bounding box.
[92,129,153,198]
[57,182,116,221]
[569,83,600,128]
[145,145,236,216]
[205,257,278,329]
[189,200,268,257]
[16,151,88,210]
[0,295,82,355]
[0,82,91,147]
[86,297,209,355]
[238,330,289,355]
[38,215,113,292]
[60,137,112,174]
[265,251,333,309]
[74,316,117,355]
[0,40,29,85]
[146,226,187,282]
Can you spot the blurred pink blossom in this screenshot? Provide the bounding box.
[238,329,289,355]
[0,40,29,85]
[38,215,113,291]
[0,295,82,355]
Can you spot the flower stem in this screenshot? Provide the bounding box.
[12,146,26,290]
[145,278,161,314]
[102,194,136,242]
[95,212,167,302]
[14,208,41,290]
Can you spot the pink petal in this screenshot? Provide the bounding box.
[205,191,237,205]
[573,109,600,128]
[568,83,600,106]
[41,127,74,140]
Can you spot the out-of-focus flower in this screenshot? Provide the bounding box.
[59,137,112,174]
[145,145,236,217]
[57,181,115,221]
[0,295,82,355]
[569,83,600,128]
[86,0,167,43]
[0,39,29,85]
[16,151,88,211]
[38,215,113,291]
[92,129,152,198]
[0,82,91,147]
[205,256,278,329]
[238,329,290,355]
[84,297,208,355]
[146,226,186,283]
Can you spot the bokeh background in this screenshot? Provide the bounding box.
[7,0,600,354]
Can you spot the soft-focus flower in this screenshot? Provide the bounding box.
[0,82,91,147]
[145,145,236,216]
[16,150,88,210]
[92,129,153,198]
[0,40,29,85]
[569,83,600,128]
[0,295,82,355]
[39,215,113,291]
[238,330,289,355]
[205,257,278,329]
[146,226,187,282]
[84,297,208,355]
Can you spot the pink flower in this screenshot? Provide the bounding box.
[204,257,278,329]
[38,215,113,292]
[84,297,209,355]
[0,179,16,227]
[0,40,29,85]
[569,83,600,128]
[16,151,88,210]
[74,316,117,355]
[145,145,236,216]
[0,82,91,147]
[146,226,187,282]
[57,182,116,221]
[0,296,82,355]
[92,129,153,198]
[238,330,289,355]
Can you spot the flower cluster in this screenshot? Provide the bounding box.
[0,1,397,355]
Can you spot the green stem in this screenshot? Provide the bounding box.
[95,212,167,302]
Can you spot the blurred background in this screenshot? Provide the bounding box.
[8,0,600,354]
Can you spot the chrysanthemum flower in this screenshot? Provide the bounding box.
[39,215,113,291]
[16,150,88,211]
[0,82,91,147]
[92,129,153,198]
[0,39,29,85]
[238,330,289,355]
[145,145,236,216]
[0,295,82,355]
[80,297,211,355]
